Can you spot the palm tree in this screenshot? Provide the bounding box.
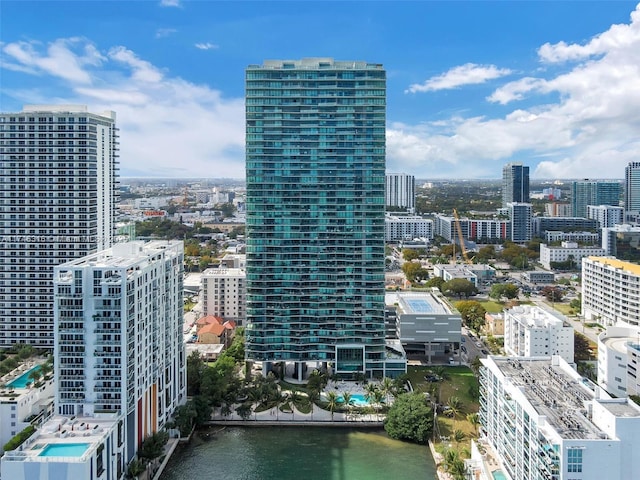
[373,389,385,421]
[341,391,353,420]
[466,412,480,436]
[27,368,42,387]
[447,396,463,426]
[364,382,378,404]
[380,377,393,404]
[307,389,320,421]
[453,429,465,447]
[326,391,339,421]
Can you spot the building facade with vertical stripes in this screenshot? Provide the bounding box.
[385,173,415,210]
[53,241,186,462]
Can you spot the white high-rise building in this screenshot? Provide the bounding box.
[53,241,186,461]
[587,204,624,229]
[385,173,415,210]
[384,213,433,241]
[625,161,640,221]
[503,305,574,363]
[202,267,246,325]
[0,105,118,348]
[478,356,640,480]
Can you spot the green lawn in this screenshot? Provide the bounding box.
[479,300,504,313]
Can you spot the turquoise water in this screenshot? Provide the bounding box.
[492,471,508,480]
[6,366,41,388]
[161,427,437,480]
[339,393,372,407]
[39,443,90,457]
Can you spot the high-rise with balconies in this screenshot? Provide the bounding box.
[245,58,388,379]
[502,163,529,207]
[0,105,118,347]
[53,241,186,461]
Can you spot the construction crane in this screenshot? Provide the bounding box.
[452,209,471,264]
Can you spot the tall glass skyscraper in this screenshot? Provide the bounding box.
[571,180,621,218]
[245,59,387,379]
[502,163,529,207]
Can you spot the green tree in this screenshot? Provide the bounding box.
[383,392,433,444]
[575,332,594,361]
[569,297,581,313]
[326,391,340,421]
[170,403,197,436]
[454,300,486,332]
[442,278,477,298]
[446,396,464,426]
[466,413,480,436]
[425,276,446,291]
[402,249,420,261]
[187,351,205,396]
[475,245,495,263]
[138,431,169,462]
[452,429,465,446]
[489,283,519,301]
[402,262,429,283]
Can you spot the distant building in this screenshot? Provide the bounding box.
[502,163,529,207]
[545,231,600,245]
[385,173,415,210]
[602,224,640,261]
[433,214,508,242]
[571,180,621,218]
[522,270,555,284]
[625,161,640,221]
[582,256,640,326]
[479,355,640,480]
[507,202,532,243]
[503,305,574,363]
[532,216,598,237]
[545,202,573,217]
[201,268,246,325]
[539,242,605,270]
[483,312,504,336]
[587,204,624,229]
[384,213,433,242]
[433,263,496,287]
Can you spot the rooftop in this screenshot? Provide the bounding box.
[2,414,118,464]
[492,357,602,440]
[386,291,454,315]
[588,256,640,276]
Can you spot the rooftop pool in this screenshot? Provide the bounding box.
[38,443,90,458]
[5,365,41,389]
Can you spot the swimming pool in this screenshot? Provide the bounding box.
[339,393,379,407]
[492,470,508,480]
[5,365,42,389]
[39,443,90,457]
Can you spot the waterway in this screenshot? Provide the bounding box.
[160,426,437,480]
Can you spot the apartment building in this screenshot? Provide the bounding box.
[384,213,433,242]
[201,267,246,325]
[539,242,605,270]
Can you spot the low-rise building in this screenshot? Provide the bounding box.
[545,230,600,245]
[1,414,123,480]
[483,312,504,336]
[433,263,496,287]
[504,305,574,363]
[539,242,605,270]
[384,213,433,242]
[386,290,461,361]
[522,270,555,284]
[479,355,640,480]
[0,363,54,451]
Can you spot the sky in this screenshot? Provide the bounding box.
[1,1,640,180]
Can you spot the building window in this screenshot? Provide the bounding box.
[567,447,583,473]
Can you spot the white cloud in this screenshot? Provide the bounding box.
[159,0,181,7]
[389,4,640,179]
[1,37,245,178]
[2,38,103,84]
[155,28,177,39]
[194,42,218,51]
[405,63,513,93]
[487,77,546,104]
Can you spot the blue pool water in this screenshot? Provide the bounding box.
[39,443,90,457]
[405,298,434,313]
[492,471,508,480]
[6,365,42,388]
[339,393,377,407]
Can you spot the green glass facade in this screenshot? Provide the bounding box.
[245,59,386,376]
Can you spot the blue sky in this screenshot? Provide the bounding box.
[1,1,639,179]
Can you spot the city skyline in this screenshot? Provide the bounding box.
[2,1,640,179]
